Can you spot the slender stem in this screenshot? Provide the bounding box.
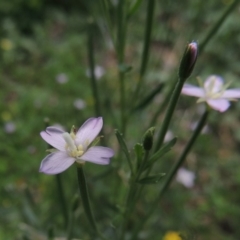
[119,177,136,240]
[67,211,74,240]
[199,0,239,54]
[119,151,149,240]
[76,165,106,240]
[55,174,68,227]
[117,0,126,63]
[131,110,209,240]
[149,80,176,127]
[99,0,116,47]
[47,225,54,240]
[120,71,126,134]
[116,0,127,134]
[134,0,155,100]
[154,78,185,152]
[159,109,208,195]
[87,22,101,117]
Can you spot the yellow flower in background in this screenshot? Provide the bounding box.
[0,39,13,51]
[163,231,182,240]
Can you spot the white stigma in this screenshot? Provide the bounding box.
[63,132,76,151]
[62,132,85,158]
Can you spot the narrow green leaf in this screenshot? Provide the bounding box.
[127,0,143,19]
[115,129,133,172]
[134,143,144,169]
[133,83,164,112]
[137,173,166,184]
[145,137,177,170]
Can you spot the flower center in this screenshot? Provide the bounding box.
[204,77,225,99]
[62,132,84,158]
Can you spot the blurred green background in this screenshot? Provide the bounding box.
[1,0,240,239]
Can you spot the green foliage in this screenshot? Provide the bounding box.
[1,0,240,239]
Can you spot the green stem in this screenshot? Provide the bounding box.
[159,109,208,195]
[100,0,116,47]
[154,78,185,152]
[76,165,106,240]
[134,0,155,100]
[117,0,126,63]
[199,0,239,54]
[149,80,176,127]
[87,21,101,117]
[117,0,127,134]
[131,110,209,240]
[67,211,74,240]
[120,71,126,134]
[55,174,68,227]
[119,151,149,240]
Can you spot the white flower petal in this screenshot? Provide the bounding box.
[204,75,223,93]
[182,84,205,97]
[207,99,230,112]
[79,146,114,165]
[40,127,66,151]
[222,89,240,98]
[76,117,103,146]
[39,151,75,175]
[176,167,195,188]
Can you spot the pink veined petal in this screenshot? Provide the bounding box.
[39,151,75,175]
[181,84,205,97]
[221,89,240,98]
[75,117,103,146]
[79,146,114,165]
[40,127,66,151]
[207,99,230,112]
[204,75,224,93]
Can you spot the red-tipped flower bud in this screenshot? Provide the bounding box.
[179,42,198,80]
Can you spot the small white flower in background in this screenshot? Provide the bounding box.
[176,167,195,188]
[39,117,114,175]
[86,65,105,80]
[56,73,69,84]
[4,121,16,133]
[182,75,240,112]
[190,121,209,134]
[164,130,174,142]
[73,99,86,110]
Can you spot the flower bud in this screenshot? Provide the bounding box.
[142,127,155,151]
[178,42,198,80]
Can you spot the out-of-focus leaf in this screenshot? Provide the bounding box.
[133,83,164,112]
[115,129,133,172]
[127,0,143,19]
[137,173,165,184]
[144,137,177,170]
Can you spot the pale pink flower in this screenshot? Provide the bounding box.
[39,117,114,175]
[182,75,240,112]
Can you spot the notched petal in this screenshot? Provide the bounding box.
[76,117,103,146]
[39,151,75,175]
[40,127,66,151]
